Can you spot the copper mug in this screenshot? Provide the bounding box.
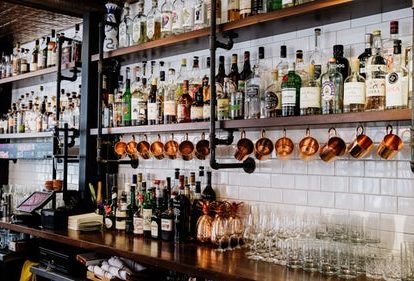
[319,128,346,162]
[114,136,127,159]
[137,134,151,159]
[255,129,274,161]
[150,134,165,160]
[275,128,294,160]
[195,132,210,160]
[348,125,374,159]
[234,130,254,161]
[164,133,179,159]
[126,135,139,160]
[179,133,195,161]
[377,125,405,160]
[298,128,319,160]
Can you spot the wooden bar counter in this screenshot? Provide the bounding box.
[0,219,369,281]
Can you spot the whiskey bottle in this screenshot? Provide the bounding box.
[217,77,231,120]
[276,45,289,79]
[47,30,56,68]
[228,0,240,21]
[239,51,252,81]
[228,54,240,89]
[344,58,365,113]
[151,181,164,239]
[230,80,244,120]
[245,63,261,119]
[386,40,408,110]
[358,33,373,79]
[281,63,301,116]
[191,81,204,122]
[126,184,138,234]
[147,0,162,41]
[173,175,191,242]
[300,64,321,115]
[194,0,208,30]
[177,80,193,123]
[202,73,211,121]
[320,58,343,114]
[190,181,202,239]
[30,40,39,72]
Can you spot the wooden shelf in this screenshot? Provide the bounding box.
[0,219,369,281]
[0,131,54,139]
[90,109,411,135]
[0,62,79,85]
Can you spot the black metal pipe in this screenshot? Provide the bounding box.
[63,123,68,195]
[411,0,414,173]
[56,36,63,124]
[96,22,104,168]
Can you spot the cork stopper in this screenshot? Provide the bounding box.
[350,58,360,73]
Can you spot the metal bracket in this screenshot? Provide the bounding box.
[215,31,238,50]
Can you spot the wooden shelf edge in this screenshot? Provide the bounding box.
[90,109,411,135]
[91,0,353,62]
[0,131,54,139]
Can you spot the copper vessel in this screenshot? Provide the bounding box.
[275,128,294,159]
[150,134,165,160]
[319,128,346,162]
[254,129,274,161]
[234,130,254,161]
[137,134,151,159]
[298,128,319,160]
[164,133,179,159]
[377,125,404,160]
[348,125,374,159]
[179,133,195,161]
[195,132,210,160]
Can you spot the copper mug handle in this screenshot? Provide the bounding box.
[255,129,274,161]
[234,130,254,161]
[275,128,294,160]
[348,125,374,159]
[195,132,210,160]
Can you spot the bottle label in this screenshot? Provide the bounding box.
[171,11,182,31]
[182,7,194,29]
[147,19,155,39]
[240,0,251,12]
[264,91,278,114]
[132,19,141,43]
[161,12,173,32]
[131,97,139,121]
[228,0,238,10]
[203,104,210,120]
[148,102,158,121]
[194,3,206,25]
[133,217,144,234]
[217,98,229,119]
[386,72,407,107]
[138,101,148,123]
[321,81,335,101]
[246,85,259,98]
[122,101,131,122]
[143,209,152,231]
[282,0,293,5]
[116,219,126,230]
[366,78,385,97]
[164,101,176,116]
[281,88,296,105]
[367,64,387,74]
[191,106,203,120]
[344,82,365,105]
[161,218,173,232]
[119,22,128,48]
[177,104,190,121]
[20,63,28,73]
[300,87,321,108]
[105,217,113,229]
[151,221,159,238]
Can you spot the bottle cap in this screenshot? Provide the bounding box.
[231,54,237,63]
[314,28,321,36]
[390,21,399,35]
[132,174,137,184]
[372,30,381,36]
[258,46,265,59]
[333,45,344,56]
[280,45,287,58]
[296,50,303,59]
[219,56,225,63]
[328,57,336,63]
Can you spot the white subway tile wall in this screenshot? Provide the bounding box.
[7,8,414,250]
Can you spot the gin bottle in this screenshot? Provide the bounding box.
[320,58,343,114]
[386,39,408,109]
[300,64,321,115]
[344,58,365,113]
[281,63,301,116]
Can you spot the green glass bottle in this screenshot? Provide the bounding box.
[267,0,282,12]
[142,182,153,239]
[281,63,302,116]
[122,78,132,126]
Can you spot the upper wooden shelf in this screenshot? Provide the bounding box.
[0,62,78,85]
[0,131,54,139]
[90,109,411,135]
[0,219,369,281]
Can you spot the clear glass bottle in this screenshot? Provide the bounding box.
[244,64,261,119]
[176,58,188,98]
[228,0,240,21]
[295,50,307,85]
[261,70,281,118]
[276,45,289,80]
[320,58,343,114]
[386,40,408,109]
[365,30,387,111]
[171,0,184,35]
[190,56,202,99]
[119,2,132,48]
[157,62,166,124]
[344,58,365,113]
[282,0,294,8]
[358,33,373,79]
[230,80,244,120]
[147,0,162,41]
[202,74,211,121]
[71,24,82,63]
[161,0,173,38]
[164,68,177,124]
[383,20,399,71]
[177,80,193,123]
[132,1,148,44]
[300,64,321,115]
[217,77,231,120]
[182,0,194,32]
[194,0,208,30]
[281,63,301,116]
[309,28,322,80]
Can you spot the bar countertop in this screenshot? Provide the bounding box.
[0,219,369,281]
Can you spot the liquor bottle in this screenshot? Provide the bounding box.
[309,28,322,80]
[191,81,204,122]
[151,182,164,239]
[239,0,251,18]
[37,38,46,70]
[47,30,56,68]
[276,45,289,80]
[194,0,208,30]
[72,24,82,63]
[104,186,117,230]
[176,58,188,96]
[228,54,240,89]
[133,1,148,44]
[320,58,343,114]
[142,183,153,238]
[252,0,266,14]
[119,2,132,48]
[239,51,252,81]
[230,80,244,120]
[171,168,180,200]
[161,194,174,241]
[147,0,162,41]
[201,171,216,201]
[282,0,294,8]
[333,45,350,83]
[300,64,321,115]
[245,63,261,119]
[133,203,144,236]
[173,175,191,242]
[122,77,132,126]
[190,56,202,99]
[281,63,301,116]
[182,0,194,32]
[133,75,148,126]
[344,58,365,113]
[295,50,307,85]
[386,40,408,110]
[161,0,173,38]
[261,70,281,118]
[171,0,184,35]
[157,62,166,125]
[148,79,159,125]
[365,30,387,111]
[190,181,202,239]
[383,21,399,70]
[215,56,227,86]
[217,77,231,120]
[20,49,29,74]
[30,40,39,72]
[358,33,373,79]
[228,0,240,21]
[164,68,177,124]
[267,0,281,12]
[202,73,211,121]
[126,184,138,234]
[177,80,193,123]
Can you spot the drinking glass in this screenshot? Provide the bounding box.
[383,252,401,281]
[286,239,303,269]
[302,238,320,272]
[401,241,414,281]
[336,242,358,279]
[365,244,385,279]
